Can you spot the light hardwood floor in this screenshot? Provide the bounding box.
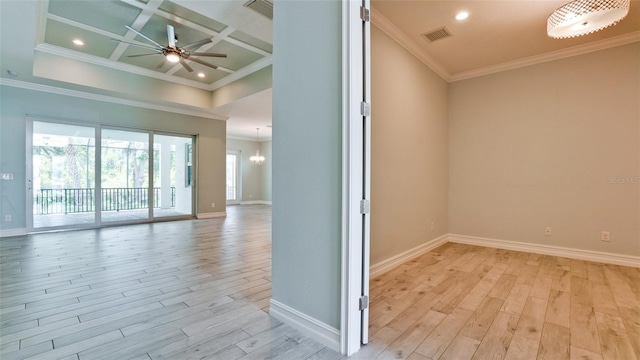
[0,205,343,360]
[2,206,639,360]
[361,242,640,360]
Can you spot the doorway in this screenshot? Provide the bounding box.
[27,118,195,232]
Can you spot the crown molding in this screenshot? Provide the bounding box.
[0,78,228,121]
[35,43,214,91]
[450,31,640,82]
[371,7,640,83]
[370,7,451,82]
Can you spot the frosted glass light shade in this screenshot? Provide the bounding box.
[547,0,630,39]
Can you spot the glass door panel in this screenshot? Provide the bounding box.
[226,152,239,203]
[153,134,193,218]
[101,129,150,222]
[31,121,96,229]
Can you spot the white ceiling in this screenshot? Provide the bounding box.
[2,1,638,141]
[40,0,272,90]
[371,0,640,81]
[216,88,273,140]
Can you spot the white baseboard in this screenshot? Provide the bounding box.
[269,299,341,352]
[0,228,27,238]
[240,200,272,205]
[369,234,449,278]
[196,212,227,219]
[448,234,640,268]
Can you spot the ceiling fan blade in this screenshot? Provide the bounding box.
[182,38,212,50]
[110,39,159,51]
[179,58,193,72]
[125,25,163,48]
[127,53,161,58]
[189,52,227,58]
[167,24,176,48]
[188,57,218,70]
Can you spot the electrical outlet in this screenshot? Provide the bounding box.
[4,215,11,222]
[211,203,215,208]
[601,231,610,242]
[545,227,551,236]
[431,222,435,231]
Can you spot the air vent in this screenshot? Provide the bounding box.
[244,0,273,20]
[423,27,452,42]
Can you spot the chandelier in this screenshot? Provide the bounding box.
[249,128,265,165]
[547,0,630,39]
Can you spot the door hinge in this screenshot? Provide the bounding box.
[360,101,370,117]
[359,295,369,311]
[360,199,370,214]
[360,6,370,22]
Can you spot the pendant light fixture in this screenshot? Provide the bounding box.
[249,128,265,165]
[547,0,630,39]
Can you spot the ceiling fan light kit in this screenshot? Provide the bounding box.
[547,0,630,39]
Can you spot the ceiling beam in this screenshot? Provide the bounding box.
[110,0,164,61]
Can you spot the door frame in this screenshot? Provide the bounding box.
[341,0,371,355]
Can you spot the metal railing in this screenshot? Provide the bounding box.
[35,187,175,215]
[226,186,236,201]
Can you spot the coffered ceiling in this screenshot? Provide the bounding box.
[40,0,272,91]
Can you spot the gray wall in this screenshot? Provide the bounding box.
[0,85,227,232]
[272,0,342,329]
[370,25,449,266]
[449,42,640,256]
[226,138,271,202]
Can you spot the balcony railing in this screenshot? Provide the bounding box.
[35,187,176,215]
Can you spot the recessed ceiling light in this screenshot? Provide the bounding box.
[454,11,469,21]
[72,39,84,46]
[197,72,205,78]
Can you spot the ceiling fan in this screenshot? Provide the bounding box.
[112,24,226,72]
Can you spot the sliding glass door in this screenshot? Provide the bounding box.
[28,118,195,232]
[101,129,151,223]
[29,121,97,230]
[153,134,193,218]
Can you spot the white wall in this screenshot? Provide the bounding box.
[449,42,640,256]
[226,138,271,203]
[370,25,449,265]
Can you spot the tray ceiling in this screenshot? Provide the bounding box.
[39,0,273,91]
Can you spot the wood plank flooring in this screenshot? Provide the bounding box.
[0,205,342,360]
[364,243,640,360]
[2,205,639,360]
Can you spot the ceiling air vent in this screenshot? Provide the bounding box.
[244,0,273,20]
[423,27,452,42]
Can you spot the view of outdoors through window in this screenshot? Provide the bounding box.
[31,121,193,229]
